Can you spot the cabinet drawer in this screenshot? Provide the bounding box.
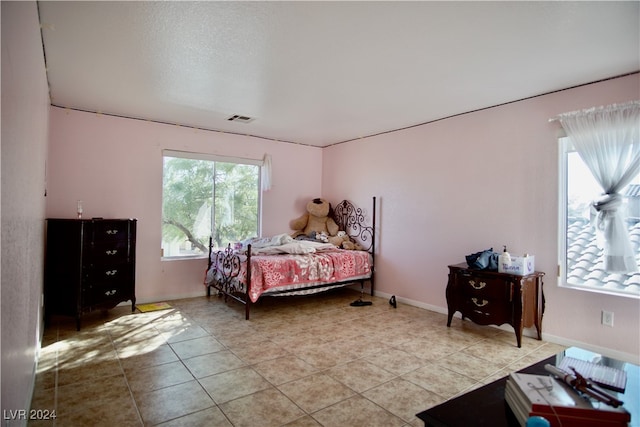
[85,264,133,285]
[89,241,131,264]
[92,221,131,242]
[462,297,511,325]
[457,273,509,300]
[83,283,133,307]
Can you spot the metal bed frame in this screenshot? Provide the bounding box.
[205,197,376,319]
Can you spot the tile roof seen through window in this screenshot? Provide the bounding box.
[625,184,640,198]
[566,219,640,296]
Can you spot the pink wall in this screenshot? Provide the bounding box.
[1,1,50,416]
[47,108,323,302]
[323,74,640,361]
[46,74,639,360]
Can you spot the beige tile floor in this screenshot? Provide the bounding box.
[30,289,565,427]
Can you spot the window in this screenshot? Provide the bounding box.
[559,137,640,297]
[162,151,260,258]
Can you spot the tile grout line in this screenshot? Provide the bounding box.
[110,327,145,427]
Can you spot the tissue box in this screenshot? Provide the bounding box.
[498,255,535,276]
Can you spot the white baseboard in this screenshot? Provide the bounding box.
[374,289,451,316]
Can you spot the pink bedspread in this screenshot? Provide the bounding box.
[241,250,372,302]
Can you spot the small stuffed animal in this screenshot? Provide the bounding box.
[290,198,344,246]
[315,231,329,243]
[334,230,363,250]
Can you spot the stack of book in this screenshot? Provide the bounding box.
[505,372,631,427]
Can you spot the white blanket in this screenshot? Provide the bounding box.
[244,233,294,249]
[241,234,336,254]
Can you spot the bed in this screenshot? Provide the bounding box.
[204,197,376,319]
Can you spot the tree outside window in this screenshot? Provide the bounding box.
[162,152,260,258]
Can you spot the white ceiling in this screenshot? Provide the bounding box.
[38,1,639,147]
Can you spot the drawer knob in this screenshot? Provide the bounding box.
[469,280,486,290]
[471,297,488,307]
[105,270,118,276]
[106,250,118,255]
[105,289,117,296]
[106,230,119,235]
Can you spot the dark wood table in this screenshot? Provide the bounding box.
[445,263,544,348]
[416,347,638,427]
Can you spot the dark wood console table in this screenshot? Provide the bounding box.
[417,347,638,427]
[446,263,545,347]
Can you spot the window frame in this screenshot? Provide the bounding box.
[161,149,262,260]
[557,137,640,299]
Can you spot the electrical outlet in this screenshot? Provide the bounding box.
[601,310,614,327]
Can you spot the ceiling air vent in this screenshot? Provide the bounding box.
[227,114,254,123]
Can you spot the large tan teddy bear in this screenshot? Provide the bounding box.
[290,198,345,247]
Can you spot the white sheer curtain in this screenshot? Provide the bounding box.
[555,100,640,272]
[261,153,272,191]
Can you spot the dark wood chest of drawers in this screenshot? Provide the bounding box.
[446,263,544,347]
[45,218,137,329]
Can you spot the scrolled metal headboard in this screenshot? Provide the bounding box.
[332,197,376,253]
